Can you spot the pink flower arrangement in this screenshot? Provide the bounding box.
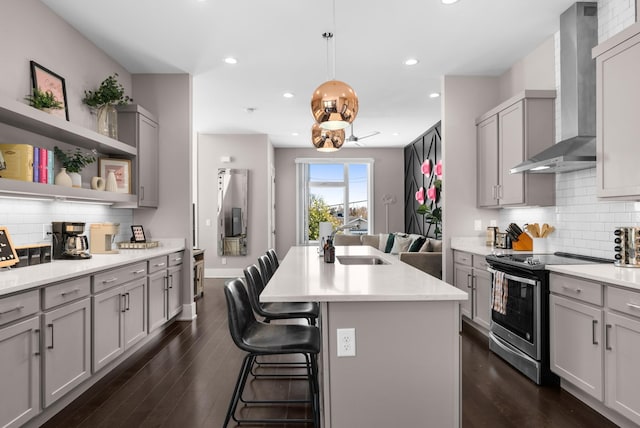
[421,159,431,175]
[415,187,425,205]
[427,186,437,201]
[435,160,443,178]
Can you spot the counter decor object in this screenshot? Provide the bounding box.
[0,226,18,268]
[82,73,132,139]
[117,241,159,249]
[105,170,117,192]
[54,167,72,187]
[53,146,96,188]
[91,176,105,190]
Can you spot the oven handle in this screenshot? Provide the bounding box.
[487,267,539,286]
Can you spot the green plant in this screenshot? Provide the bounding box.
[24,88,63,110]
[54,146,97,173]
[82,73,132,108]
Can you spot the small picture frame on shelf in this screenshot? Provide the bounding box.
[0,227,19,268]
[29,61,69,121]
[99,158,131,194]
[130,225,146,243]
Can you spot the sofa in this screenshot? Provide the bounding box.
[333,233,442,279]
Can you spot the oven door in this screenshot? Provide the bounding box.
[488,267,541,360]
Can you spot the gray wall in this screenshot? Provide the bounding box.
[274,147,404,257]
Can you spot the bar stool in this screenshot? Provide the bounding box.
[244,264,319,326]
[267,248,280,270]
[223,279,320,427]
[258,254,275,285]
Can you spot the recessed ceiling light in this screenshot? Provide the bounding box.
[392,132,400,136]
[429,92,441,98]
[292,132,299,136]
[404,58,419,66]
[224,57,238,64]
[283,92,295,98]
[441,0,460,4]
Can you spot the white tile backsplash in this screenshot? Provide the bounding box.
[500,0,637,260]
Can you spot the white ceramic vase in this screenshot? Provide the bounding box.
[69,172,82,188]
[105,170,118,192]
[54,168,72,187]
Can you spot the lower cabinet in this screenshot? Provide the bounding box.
[148,267,168,333]
[147,251,183,333]
[167,263,183,319]
[42,297,91,408]
[453,251,491,330]
[93,278,147,372]
[0,316,40,428]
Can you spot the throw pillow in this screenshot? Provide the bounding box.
[419,238,431,252]
[409,236,426,252]
[362,235,380,248]
[378,234,389,252]
[391,235,413,254]
[384,233,396,253]
[430,239,443,252]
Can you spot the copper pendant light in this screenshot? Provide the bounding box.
[311,122,345,152]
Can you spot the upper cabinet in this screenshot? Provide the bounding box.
[476,90,556,208]
[593,22,640,200]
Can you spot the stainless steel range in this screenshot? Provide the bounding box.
[485,252,612,385]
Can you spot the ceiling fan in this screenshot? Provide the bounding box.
[346,123,380,144]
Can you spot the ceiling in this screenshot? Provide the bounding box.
[41,0,578,149]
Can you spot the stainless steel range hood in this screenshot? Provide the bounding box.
[511,2,597,174]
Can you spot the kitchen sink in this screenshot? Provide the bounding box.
[336,255,389,265]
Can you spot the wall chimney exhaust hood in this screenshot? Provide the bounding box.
[511,2,598,174]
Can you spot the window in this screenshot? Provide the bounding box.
[296,158,374,245]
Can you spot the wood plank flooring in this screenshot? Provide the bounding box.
[41,279,618,428]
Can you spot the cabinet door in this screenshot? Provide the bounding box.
[167,264,183,319]
[549,294,603,400]
[0,316,40,428]
[92,286,124,372]
[596,30,640,198]
[477,115,499,207]
[138,114,159,207]
[473,268,492,330]
[453,264,473,319]
[605,311,640,425]
[498,101,525,205]
[148,269,168,333]
[124,278,147,349]
[43,298,91,407]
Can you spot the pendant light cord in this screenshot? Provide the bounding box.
[332,0,336,80]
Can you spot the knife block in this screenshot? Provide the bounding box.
[512,233,533,251]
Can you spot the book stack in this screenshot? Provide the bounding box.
[0,144,54,183]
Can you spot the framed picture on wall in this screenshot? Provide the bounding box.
[29,61,69,121]
[99,158,131,194]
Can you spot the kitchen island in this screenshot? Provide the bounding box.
[261,245,468,428]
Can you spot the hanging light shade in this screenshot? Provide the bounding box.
[310,79,359,130]
[311,122,345,152]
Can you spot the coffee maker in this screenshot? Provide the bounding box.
[52,222,92,260]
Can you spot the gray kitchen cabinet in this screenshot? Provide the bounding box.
[118,104,159,207]
[476,90,556,208]
[593,22,640,199]
[167,252,184,319]
[549,274,604,401]
[42,297,91,407]
[0,316,40,428]
[92,277,147,372]
[453,251,491,330]
[453,251,473,319]
[147,255,169,332]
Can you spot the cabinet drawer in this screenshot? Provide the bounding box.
[148,256,168,274]
[550,273,603,306]
[43,276,90,309]
[454,251,472,266]
[607,286,640,318]
[472,255,489,270]
[0,290,39,326]
[93,262,147,293]
[168,251,184,267]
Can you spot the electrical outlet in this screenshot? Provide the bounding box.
[42,224,52,240]
[490,219,497,227]
[222,257,227,265]
[474,219,482,231]
[336,328,356,357]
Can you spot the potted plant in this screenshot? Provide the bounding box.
[82,73,132,139]
[53,146,97,188]
[24,88,63,113]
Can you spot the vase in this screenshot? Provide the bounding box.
[54,168,73,187]
[105,170,118,192]
[97,104,118,139]
[69,172,82,188]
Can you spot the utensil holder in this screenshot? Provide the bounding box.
[512,233,533,251]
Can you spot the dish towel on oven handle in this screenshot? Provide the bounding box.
[491,270,508,315]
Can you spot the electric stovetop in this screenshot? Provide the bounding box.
[486,252,613,270]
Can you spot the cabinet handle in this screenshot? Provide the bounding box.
[498,185,503,200]
[121,294,127,313]
[102,277,118,284]
[173,257,182,262]
[47,323,54,349]
[35,329,41,356]
[164,275,169,292]
[140,186,145,201]
[169,274,174,289]
[0,305,24,315]
[561,285,582,294]
[126,292,131,311]
[132,269,146,275]
[627,302,640,311]
[60,288,79,297]
[155,262,166,268]
[605,324,612,351]
[466,273,472,289]
[592,320,598,345]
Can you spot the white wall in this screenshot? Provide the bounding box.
[274,147,404,256]
[197,134,272,277]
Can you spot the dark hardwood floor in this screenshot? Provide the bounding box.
[41,279,618,428]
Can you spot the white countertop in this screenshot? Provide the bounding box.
[260,245,468,303]
[548,264,640,292]
[0,239,185,296]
